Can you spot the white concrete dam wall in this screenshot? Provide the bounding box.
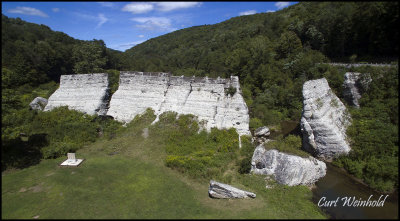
[44,73,109,115]
[106,72,251,136]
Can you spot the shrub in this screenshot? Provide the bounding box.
[225,86,237,96]
[126,108,156,129]
[266,134,310,157]
[238,158,251,174]
[41,141,80,159]
[153,111,241,179]
[106,69,120,95]
[249,117,263,132]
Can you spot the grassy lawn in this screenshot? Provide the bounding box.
[2,112,327,219]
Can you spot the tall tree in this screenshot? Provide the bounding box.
[72,39,107,74]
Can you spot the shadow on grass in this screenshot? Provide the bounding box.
[2,133,47,171]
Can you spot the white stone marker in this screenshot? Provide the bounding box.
[60,153,84,166]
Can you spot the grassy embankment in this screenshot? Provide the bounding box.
[2,109,326,219]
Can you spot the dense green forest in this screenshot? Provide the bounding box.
[1,2,398,192]
[2,14,124,169]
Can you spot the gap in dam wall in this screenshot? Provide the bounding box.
[44,72,251,136]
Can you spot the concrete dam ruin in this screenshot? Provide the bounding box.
[44,72,251,136]
[44,73,110,115]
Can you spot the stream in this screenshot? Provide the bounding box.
[312,163,398,219]
[276,121,399,219]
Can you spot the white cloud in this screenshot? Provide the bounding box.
[52,8,60,13]
[98,2,115,8]
[155,2,202,12]
[122,2,154,14]
[131,17,176,31]
[239,10,257,16]
[96,13,108,28]
[138,34,145,38]
[8,6,48,17]
[114,40,146,51]
[266,10,275,13]
[73,12,108,29]
[275,2,290,9]
[121,2,202,14]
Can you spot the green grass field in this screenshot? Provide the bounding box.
[2,112,327,219]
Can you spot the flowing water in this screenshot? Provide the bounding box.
[312,163,398,219]
[276,121,398,219]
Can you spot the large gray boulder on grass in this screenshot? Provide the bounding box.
[208,180,256,199]
[251,144,326,186]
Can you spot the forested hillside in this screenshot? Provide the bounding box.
[1,2,398,192]
[121,2,398,126]
[2,15,123,170]
[123,2,398,71]
[2,15,123,85]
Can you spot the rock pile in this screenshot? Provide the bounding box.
[253,126,270,144]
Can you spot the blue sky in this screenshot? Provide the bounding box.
[2,1,298,52]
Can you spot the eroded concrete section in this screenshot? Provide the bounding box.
[44,73,109,115]
[107,72,250,135]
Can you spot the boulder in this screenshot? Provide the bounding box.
[251,145,326,186]
[254,126,270,137]
[300,78,351,160]
[253,126,271,145]
[208,180,256,199]
[29,97,48,111]
[342,72,372,108]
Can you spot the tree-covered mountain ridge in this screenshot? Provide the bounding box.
[122,1,398,75]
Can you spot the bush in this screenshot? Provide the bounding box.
[266,134,310,157]
[249,117,263,132]
[106,69,120,95]
[2,105,128,169]
[125,108,156,135]
[238,158,251,174]
[151,111,241,179]
[224,86,237,96]
[41,141,80,159]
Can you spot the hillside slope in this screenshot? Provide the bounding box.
[2,109,326,219]
[2,14,123,84]
[122,2,398,75]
